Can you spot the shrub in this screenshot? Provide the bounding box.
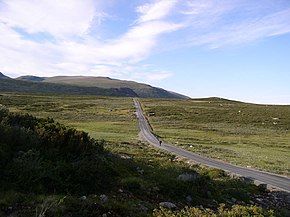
[0,110,116,195]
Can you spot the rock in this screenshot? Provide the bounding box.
[229,173,240,179]
[100,194,108,203]
[177,172,199,182]
[159,202,177,209]
[120,154,132,160]
[80,196,87,200]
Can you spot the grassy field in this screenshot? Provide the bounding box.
[1,93,289,176]
[2,93,284,216]
[0,93,138,143]
[140,98,290,176]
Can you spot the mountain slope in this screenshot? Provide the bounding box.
[17,75,45,82]
[0,75,137,97]
[17,75,189,99]
[0,72,9,79]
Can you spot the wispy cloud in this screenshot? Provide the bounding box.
[182,0,290,48]
[136,0,177,23]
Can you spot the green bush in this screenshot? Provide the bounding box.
[0,110,115,195]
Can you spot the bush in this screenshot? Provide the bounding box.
[0,110,116,195]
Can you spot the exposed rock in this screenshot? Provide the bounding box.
[120,154,132,160]
[80,196,87,200]
[177,172,199,182]
[159,202,177,209]
[100,194,108,203]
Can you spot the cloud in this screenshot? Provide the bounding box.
[0,0,181,80]
[182,0,290,48]
[136,0,177,23]
[0,0,102,38]
[0,0,289,81]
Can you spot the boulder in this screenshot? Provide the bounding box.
[100,194,108,203]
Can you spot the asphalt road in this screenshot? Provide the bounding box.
[133,99,290,192]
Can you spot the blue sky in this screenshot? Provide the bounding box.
[0,0,290,104]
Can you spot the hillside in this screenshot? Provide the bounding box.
[0,76,137,97]
[17,75,188,99]
[0,72,9,79]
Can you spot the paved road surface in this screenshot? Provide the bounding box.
[134,99,290,192]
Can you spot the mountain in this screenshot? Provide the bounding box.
[1,74,137,97]
[1,73,188,98]
[16,74,188,98]
[17,75,45,82]
[0,72,9,79]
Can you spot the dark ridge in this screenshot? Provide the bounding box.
[0,72,10,79]
[17,75,45,82]
[0,78,138,97]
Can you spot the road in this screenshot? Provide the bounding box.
[133,98,290,192]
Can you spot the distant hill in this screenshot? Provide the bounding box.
[0,72,9,79]
[192,97,242,103]
[16,74,188,98]
[0,73,188,98]
[1,74,137,97]
[17,75,45,82]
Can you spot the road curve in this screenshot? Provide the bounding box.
[133,98,290,192]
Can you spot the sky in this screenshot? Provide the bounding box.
[0,0,290,104]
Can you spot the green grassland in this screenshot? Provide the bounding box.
[0,93,138,143]
[140,98,290,176]
[1,93,284,216]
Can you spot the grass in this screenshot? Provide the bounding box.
[1,93,289,175]
[0,93,138,143]
[140,98,290,176]
[0,93,288,216]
